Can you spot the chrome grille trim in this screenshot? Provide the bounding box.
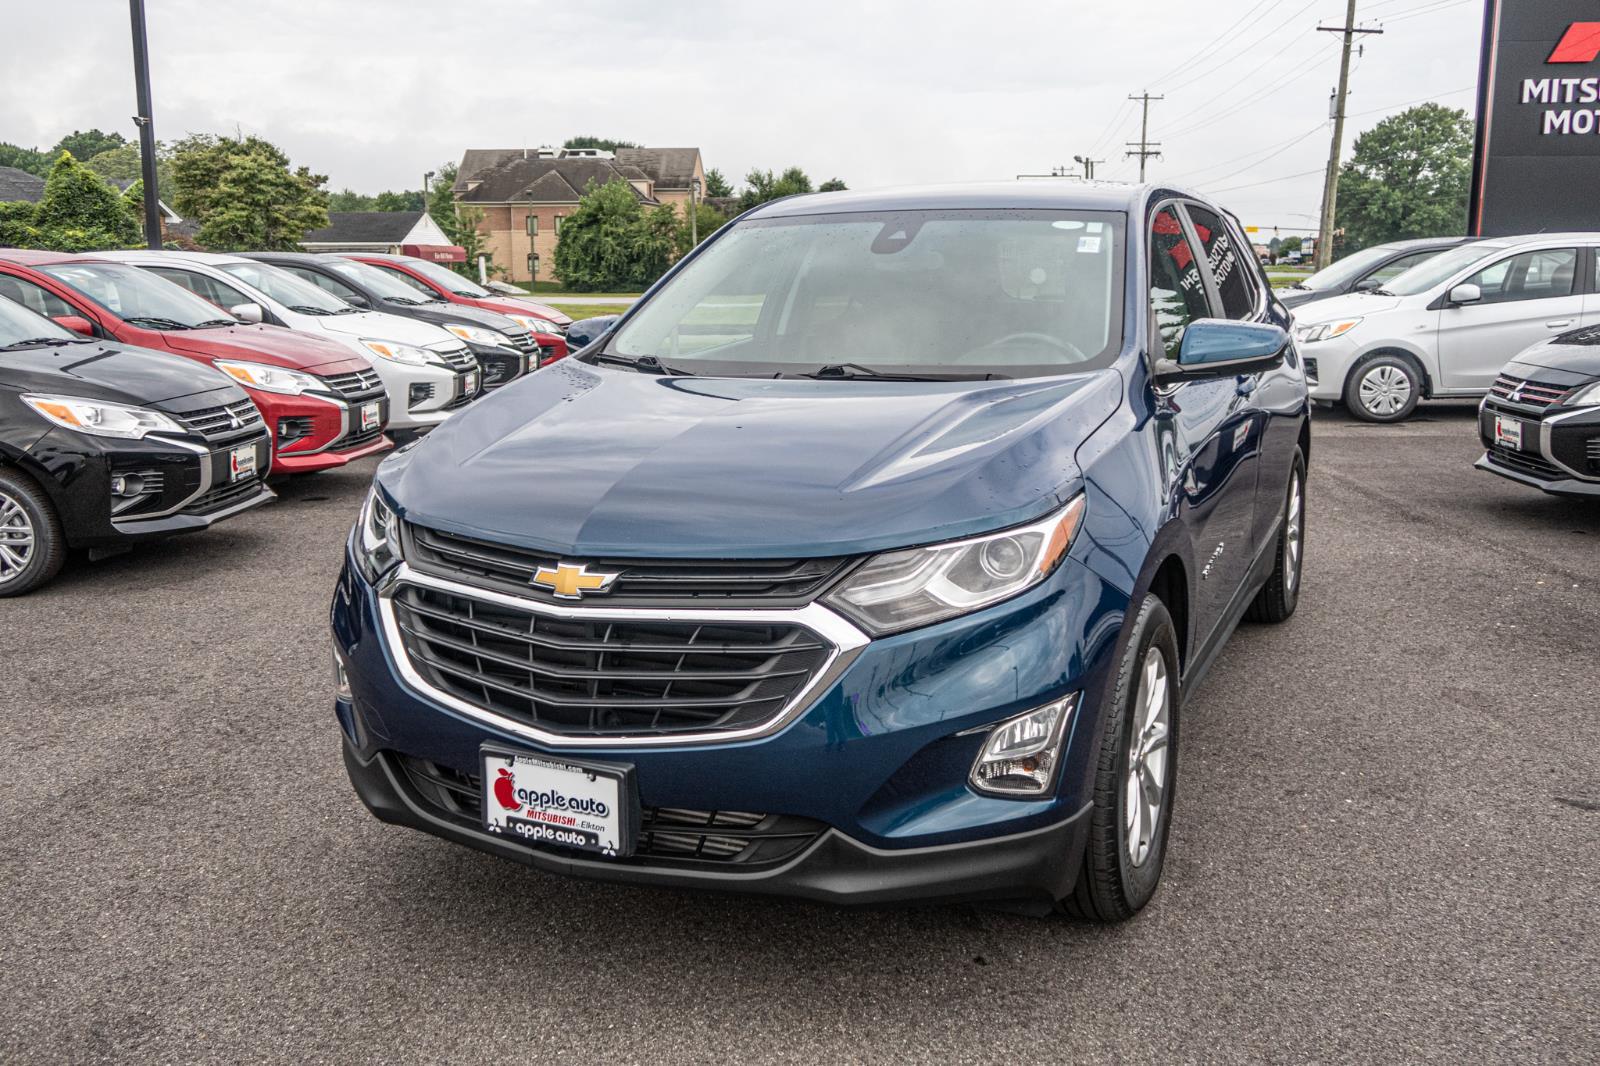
[176,398,264,441]
[1489,373,1568,411]
[321,367,384,399]
[374,564,869,749]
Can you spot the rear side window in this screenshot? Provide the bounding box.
[1465,248,1578,304]
[1366,250,1439,287]
[371,264,436,296]
[1185,205,1253,320]
[1149,206,1211,358]
[282,266,362,302]
[146,267,250,310]
[0,274,77,318]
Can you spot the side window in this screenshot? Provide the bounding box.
[1365,250,1437,287]
[372,264,436,296]
[282,266,362,302]
[1184,205,1253,320]
[0,275,78,318]
[1465,248,1578,304]
[1149,205,1212,358]
[146,267,250,309]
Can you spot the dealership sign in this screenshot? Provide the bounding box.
[1470,4,1600,235]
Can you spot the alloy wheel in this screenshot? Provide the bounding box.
[0,490,35,585]
[1358,364,1412,417]
[1124,646,1171,868]
[1285,472,1303,594]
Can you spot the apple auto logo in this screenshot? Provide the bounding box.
[493,767,521,812]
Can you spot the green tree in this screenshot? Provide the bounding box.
[31,151,140,249]
[0,200,41,247]
[373,189,425,212]
[328,188,376,211]
[1279,235,1303,258]
[818,178,848,192]
[424,162,494,278]
[1335,104,1472,253]
[675,201,726,255]
[555,179,678,291]
[563,136,641,152]
[52,129,127,164]
[737,166,815,211]
[702,168,733,198]
[83,141,175,190]
[0,143,49,177]
[171,134,328,250]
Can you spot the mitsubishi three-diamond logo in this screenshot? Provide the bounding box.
[1548,22,1600,64]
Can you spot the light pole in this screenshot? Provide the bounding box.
[688,176,703,247]
[423,170,434,209]
[128,0,163,249]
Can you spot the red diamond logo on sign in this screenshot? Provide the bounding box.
[1549,22,1600,64]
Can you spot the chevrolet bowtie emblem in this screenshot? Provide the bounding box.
[530,562,619,599]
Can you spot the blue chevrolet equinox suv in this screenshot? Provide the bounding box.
[331,182,1310,920]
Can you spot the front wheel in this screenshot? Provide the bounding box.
[1060,595,1181,922]
[1344,353,1421,422]
[0,468,66,597]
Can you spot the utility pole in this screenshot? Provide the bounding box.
[1313,1,1382,270]
[1125,92,1163,181]
[1073,155,1106,180]
[128,0,162,249]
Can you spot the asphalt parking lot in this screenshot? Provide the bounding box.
[3,402,1596,1064]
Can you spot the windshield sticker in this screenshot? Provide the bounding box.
[1078,236,1103,254]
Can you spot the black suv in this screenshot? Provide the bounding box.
[240,253,535,390]
[1477,325,1600,497]
[0,295,272,595]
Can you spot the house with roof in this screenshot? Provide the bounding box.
[452,146,705,283]
[299,211,463,263]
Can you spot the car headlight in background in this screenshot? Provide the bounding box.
[21,394,184,440]
[505,313,559,334]
[1561,380,1600,407]
[353,486,403,581]
[823,495,1086,635]
[214,360,325,395]
[360,339,444,367]
[442,323,513,347]
[970,694,1077,797]
[1293,317,1363,344]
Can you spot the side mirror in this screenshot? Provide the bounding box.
[1447,282,1481,305]
[344,294,371,309]
[565,314,621,351]
[52,315,95,337]
[1155,319,1288,382]
[1353,276,1381,292]
[230,302,264,324]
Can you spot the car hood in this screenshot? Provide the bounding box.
[1506,336,1600,382]
[310,309,457,346]
[1276,287,1328,309]
[379,361,1122,558]
[0,339,233,404]
[385,301,523,335]
[1296,291,1405,323]
[462,295,572,326]
[161,323,364,369]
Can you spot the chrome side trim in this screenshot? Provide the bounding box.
[374,563,870,749]
[133,434,213,518]
[1539,406,1600,482]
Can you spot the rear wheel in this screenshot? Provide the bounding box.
[1060,595,1180,922]
[0,468,65,597]
[1345,353,1421,422]
[1245,449,1305,624]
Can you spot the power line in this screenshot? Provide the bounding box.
[1125,92,1163,180]
[1206,167,1327,194]
[1158,0,1322,97]
[1147,0,1280,91]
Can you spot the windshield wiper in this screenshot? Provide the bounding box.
[193,318,237,328]
[793,362,1002,382]
[1289,282,1312,290]
[383,296,427,306]
[1,337,79,350]
[123,315,193,330]
[589,351,694,376]
[1362,287,1397,296]
[285,304,333,316]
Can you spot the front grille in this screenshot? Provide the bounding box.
[277,416,315,447]
[1590,438,1600,473]
[478,349,525,388]
[1303,356,1319,383]
[504,327,539,356]
[176,398,264,442]
[334,422,385,451]
[406,523,850,607]
[1487,443,1566,481]
[321,367,384,400]
[1489,374,1568,411]
[182,475,263,516]
[109,468,165,516]
[389,583,831,737]
[395,755,826,867]
[434,345,477,371]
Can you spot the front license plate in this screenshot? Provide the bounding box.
[1494,414,1524,451]
[360,401,381,432]
[463,371,480,397]
[229,443,258,482]
[481,745,634,857]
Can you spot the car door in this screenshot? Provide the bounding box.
[1436,246,1583,392]
[1149,203,1259,636]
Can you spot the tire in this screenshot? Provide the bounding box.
[1244,448,1306,624]
[1060,595,1181,922]
[1344,352,1422,422]
[0,467,66,597]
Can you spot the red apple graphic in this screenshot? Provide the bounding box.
[493,767,520,812]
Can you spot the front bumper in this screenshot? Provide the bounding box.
[1477,397,1600,496]
[465,342,529,390]
[252,389,393,474]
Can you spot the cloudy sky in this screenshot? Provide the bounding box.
[6,0,1481,233]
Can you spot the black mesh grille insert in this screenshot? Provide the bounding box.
[390,584,831,737]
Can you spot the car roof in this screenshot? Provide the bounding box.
[746,180,1162,219]
[236,251,329,263]
[1370,236,1478,251]
[96,249,255,267]
[0,248,86,266]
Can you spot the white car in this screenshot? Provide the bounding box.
[1292,233,1600,422]
[97,250,482,435]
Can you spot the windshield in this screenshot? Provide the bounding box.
[606,209,1126,379]
[403,258,490,297]
[325,258,437,303]
[0,294,78,346]
[218,261,356,314]
[1384,243,1509,297]
[1296,245,1397,291]
[39,262,238,329]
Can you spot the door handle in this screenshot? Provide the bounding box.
[1546,319,1574,329]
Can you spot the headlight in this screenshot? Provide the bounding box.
[1293,317,1362,344]
[360,339,442,367]
[443,323,513,347]
[506,313,557,334]
[970,695,1077,797]
[353,486,403,581]
[823,495,1086,635]
[1561,380,1600,407]
[214,360,325,395]
[21,394,183,440]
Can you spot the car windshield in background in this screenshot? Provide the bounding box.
[38,262,237,329]
[0,294,78,347]
[218,261,355,314]
[1382,243,1506,297]
[406,258,490,297]
[606,209,1126,379]
[1295,245,1396,291]
[324,259,434,303]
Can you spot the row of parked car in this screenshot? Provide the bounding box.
[1277,232,1600,500]
[0,250,575,595]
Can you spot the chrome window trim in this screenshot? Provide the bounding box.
[374,563,870,749]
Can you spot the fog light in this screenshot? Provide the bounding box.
[332,645,352,701]
[970,694,1077,797]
